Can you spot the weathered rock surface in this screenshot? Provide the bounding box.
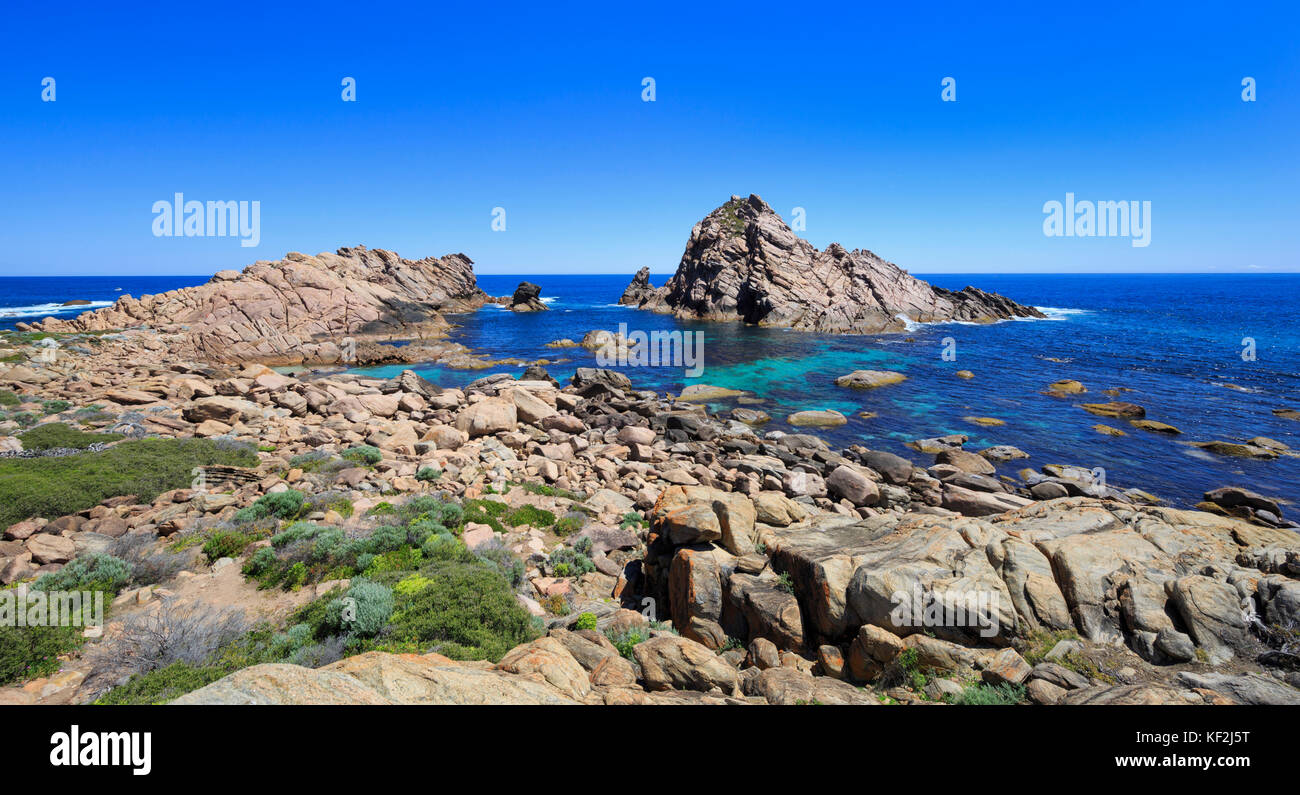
[33,246,487,364]
[624,194,1044,334]
[508,281,548,312]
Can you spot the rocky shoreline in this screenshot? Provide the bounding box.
[2,321,1298,706]
[25,246,489,366]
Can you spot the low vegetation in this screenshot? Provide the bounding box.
[0,438,258,527]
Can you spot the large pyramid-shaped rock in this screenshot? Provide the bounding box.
[625,194,1044,333]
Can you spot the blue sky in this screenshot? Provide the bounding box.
[1,2,1297,275]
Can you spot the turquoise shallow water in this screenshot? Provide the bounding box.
[350,273,1300,512]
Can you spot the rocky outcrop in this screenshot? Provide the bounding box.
[618,266,656,305]
[31,246,488,364]
[508,281,548,312]
[624,194,1045,333]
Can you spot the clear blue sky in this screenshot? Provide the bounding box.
[1,2,1297,275]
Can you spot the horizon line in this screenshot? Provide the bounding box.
[2,270,1298,278]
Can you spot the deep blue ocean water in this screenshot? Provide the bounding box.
[2,273,1297,510]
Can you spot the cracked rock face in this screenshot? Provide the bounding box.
[625,194,1045,333]
[32,246,487,364]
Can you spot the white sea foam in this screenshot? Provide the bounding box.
[1034,306,1091,321]
[0,300,114,318]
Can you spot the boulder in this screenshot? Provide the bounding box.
[633,635,739,693]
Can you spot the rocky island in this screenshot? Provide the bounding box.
[623,194,1045,333]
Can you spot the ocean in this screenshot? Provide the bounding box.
[2,273,1298,511]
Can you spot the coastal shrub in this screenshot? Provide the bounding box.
[19,422,124,451]
[40,399,71,415]
[234,489,306,523]
[474,543,526,589]
[504,504,555,528]
[415,466,441,482]
[573,536,593,556]
[539,593,570,616]
[0,437,258,527]
[109,532,189,586]
[32,553,132,595]
[366,502,396,516]
[620,511,646,530]
[895,647,930,691]
[324,580,394,638]
[93,625,278,705]
[950,682,1026,706]
[380,559,539,661]
[0,625,83,685]
[421,533,473,564]
[9,411,38,428]
[554,513,585,536]
[287,450,336,473]
[605,626,649,659]
[0,389,20,407]
[462,501,505,533]
[575,612,598,631]
[202,529,258,563]
[463,498,508,517]
[515,481,584,501]
[341,445,383,466]
[549,546,594,576]
[89,599,252,682]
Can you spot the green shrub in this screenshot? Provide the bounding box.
[366,502,396,516]
[0,389,20,407]
[41,399,71,415]
[474,545,526,589]
[620,511,646,530]
[32,553,132,595]
[605,626,649,659]
[0,438,258,527]
[574,612,598,631]
[0,625,82,685]
[504,504,555,528]
[554,513,585,536]
[202,530,256,563]
[415,466,441,482]
[951,682,1026,706]
[380,559,540,661]
[325,579,394,637]
[18,422,124,451]
[516,481,584,501]
[342,445,383,466]
[463,499,508,517]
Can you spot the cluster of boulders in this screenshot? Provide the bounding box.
[2,326,1299,705]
